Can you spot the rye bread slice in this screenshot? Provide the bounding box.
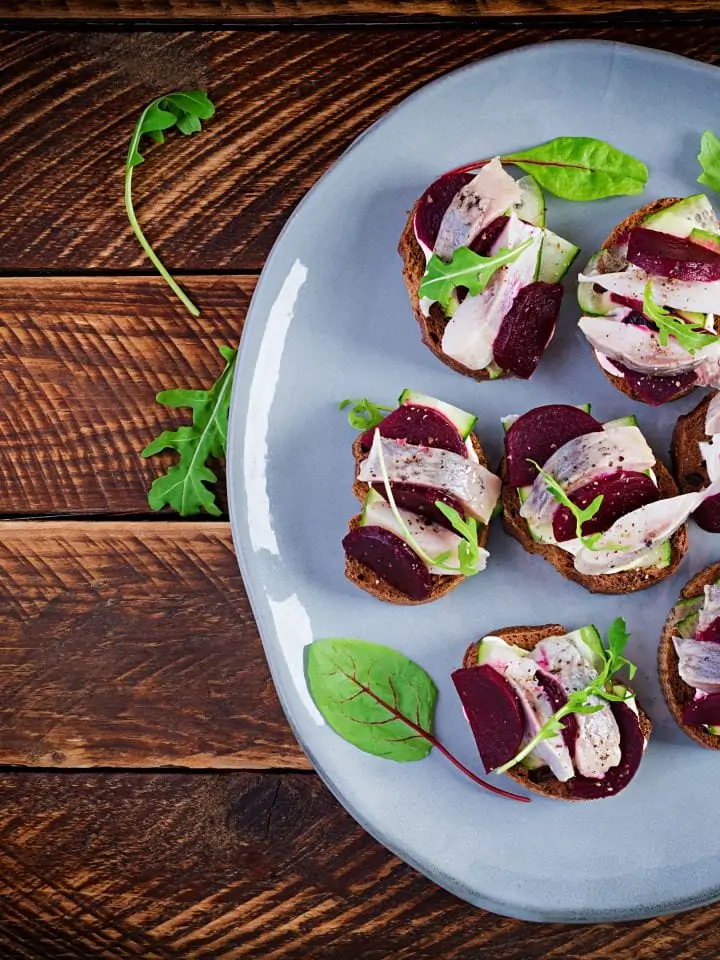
[658,561,720,749]
[462,625,652,801]
[500,456,688,594]
[591,197,699,404]
[397,203,496,382]
[344,431,490,604]
[671,390,715,494]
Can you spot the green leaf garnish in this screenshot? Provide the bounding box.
[125,91,215,317]
[642,282,719,354]
[339,397,392,430]
[698,130,720,194]
[495,618,636,774]
[371,434,484,576]
[527,459,603,550]
[142,344,236,516]
[502,137,648,201]
[307,638,528,801]
[419,240,532,311]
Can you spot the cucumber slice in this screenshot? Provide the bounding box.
[577,403,592,414]
[518,486,541,542]
[538,230,580,283]
[487,362,505,380]
[476,635,525,665]
[501,414,519,434]
[676,611,700,640]
[690,227,720,254]
[654,539,672,569]
[512,175,546,228]
[520,753,544,770]
[603,414,638,428]
[675,595,704,614]
[397,390,477,439]
[708,725,720,735]
[643,194,720,238]
[564,625,605,673]
[577,253,614,315]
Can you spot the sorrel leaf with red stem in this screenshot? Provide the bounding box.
[307,638,529,801]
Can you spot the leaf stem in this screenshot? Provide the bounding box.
[124,106,200,318]
[342,658,529,802]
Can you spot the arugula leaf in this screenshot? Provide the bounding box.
[371,433,484,576]
[307,637,528,801]
[528,459,603,549]
[125,91,215,317]
[698,130,720,194]
[142,345,236,516]
[503,137,648,201]
[339,397,392,430]
[420,241,531,311]
[642,282,720,353]
[495,618,636,774]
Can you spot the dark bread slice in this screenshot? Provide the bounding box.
[592,197,699,404]
[462,625,652,801]
[671,390,715,494]
[658,561,720,749]
[500,456,688,594]
[397,203,496,382]
[344,431,490,604]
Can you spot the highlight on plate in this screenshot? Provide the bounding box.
[340,391,501,604]
[577,194,720,405]
[499,402,720,593]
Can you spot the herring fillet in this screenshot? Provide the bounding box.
[434,157,522,261]
[360,434,502,524]
[519,425,655,532]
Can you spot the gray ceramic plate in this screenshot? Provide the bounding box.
[227,40,720,922]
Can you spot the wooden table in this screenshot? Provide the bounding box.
[2,5,720,957]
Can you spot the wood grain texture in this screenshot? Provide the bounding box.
[3,0,720,19]
[1,26,719,274]
[0,770,717,959]
[0,276,251,515]
[0,521,309,768]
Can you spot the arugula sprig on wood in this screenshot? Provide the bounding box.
[125,91,215,317]
[495,618,636,774]
[143,345,236,516]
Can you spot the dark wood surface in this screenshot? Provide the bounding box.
[3,15,720,959]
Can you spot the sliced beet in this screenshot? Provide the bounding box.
[611,362,698,406]
[469,215,510,256]
[627,227,720,282]
[535,671,578,755]
[359,404,466,456]
[504,404,603,487]
[692,494,720,533]
[570,702,645,800]
[342,526,432,601]
[413,171,474,250]
[492,281,563,380]
[683,691,720,726]
[452,665,525,773]
[696,618,720,644]
[619,308,659,333]
[611,292,646,314]
[370,482,466,530]
[551,471,660,543]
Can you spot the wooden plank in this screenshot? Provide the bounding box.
[2,1,719,20]
[0,275,251,515]
[0,770,715,958]
[0,520,309,769]
[1,25,720,274]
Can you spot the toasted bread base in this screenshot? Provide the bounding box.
[671,391,715,495]
[500,457,688,594]
[462,625,652,801]
[592,197,699,404]
[397,204,497,382]
[658,562,720,749]
[344,432,489,604]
